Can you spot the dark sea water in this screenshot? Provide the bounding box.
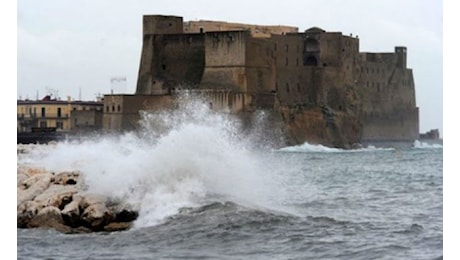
[17,98,443,260]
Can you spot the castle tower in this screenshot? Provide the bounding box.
[136,15,184,95]
[395,46,407,68]
[142,15,183,36]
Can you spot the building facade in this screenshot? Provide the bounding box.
[103,15,419,148]
[17,96,103,133]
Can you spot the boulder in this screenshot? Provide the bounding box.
[17,201,42,228]
[33,184,78,209]
[61,196,83,227]
[79,194,108,209]
[111,203,140,223]
[81,203,113,230]
[17,173,53,205]
[54,171,80,185]
[28,206,73,234]
[103,222,133,232]
[16,163,140,233]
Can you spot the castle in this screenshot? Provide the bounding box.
[103,15,419,148]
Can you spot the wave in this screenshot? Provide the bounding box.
[276,142,394,153]
[17,94,285,228]
[413,140,443,149]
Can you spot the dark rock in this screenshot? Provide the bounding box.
[103,222,133,232]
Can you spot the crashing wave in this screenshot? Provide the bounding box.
[276,142,394,153]
[413,140,443,149]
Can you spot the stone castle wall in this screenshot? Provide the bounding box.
[105,15,419,147]
[183,20,298,37]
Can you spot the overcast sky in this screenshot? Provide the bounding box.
[16,0,443,136]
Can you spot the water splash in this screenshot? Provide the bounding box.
[276,142,395,153]
[17,94,281,228]
[413,140,443,149]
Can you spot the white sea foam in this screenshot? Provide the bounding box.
[413,140,443,149]
[17,94,278,228]
[277,142,395,153]
[277,142,342,153]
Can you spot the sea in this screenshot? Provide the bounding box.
[17,97,443,260]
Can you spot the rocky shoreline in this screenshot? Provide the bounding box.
[17,145,139,234]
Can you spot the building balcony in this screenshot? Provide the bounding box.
[17,114,69,119]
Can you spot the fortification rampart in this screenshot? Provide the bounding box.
[183,20,298,37]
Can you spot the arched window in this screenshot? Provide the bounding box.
[305,38,319,52]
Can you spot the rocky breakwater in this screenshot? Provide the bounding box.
[17,150,139,233]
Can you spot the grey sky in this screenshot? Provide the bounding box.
[17,0,443,136]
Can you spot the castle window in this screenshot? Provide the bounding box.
[199,27,204,33]
[112,105,115,112]
[305,38,319,52]
[117,105,121,112]
[304,56,318,66]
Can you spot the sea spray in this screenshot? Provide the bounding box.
[413,140,443,149]
[17,93,286,228]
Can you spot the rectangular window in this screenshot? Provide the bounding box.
[57,108,62,118]
[56,121,63,129]
[41,107,46,118]
[40,121,47,128]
